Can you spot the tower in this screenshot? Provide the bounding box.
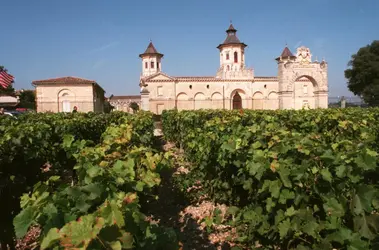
[139,41,164,77]
[217,23,247,72]
[216,23,252,79]
[276,45,328,109]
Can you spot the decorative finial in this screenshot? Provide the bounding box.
[149,38,152,43]
[285,40,287,47]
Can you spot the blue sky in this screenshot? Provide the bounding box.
[1,0,378,97]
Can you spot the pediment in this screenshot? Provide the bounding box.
[144,72,175,81]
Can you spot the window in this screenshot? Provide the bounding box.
[145,62,148,69]
[227,65,230,71]
[189,85,192,89]
[157,62,159,69]
[206,85,209,89]
[303,84,308,95]
[226,52,229,60]
[151,61,154,68]
[157,86,163,96]
[234,51,238,63]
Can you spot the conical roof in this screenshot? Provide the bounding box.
[139,41,164,58]
[217,23,247,49]
[275,46,296,60]
[280,47,294,57]
[226,24,237,32]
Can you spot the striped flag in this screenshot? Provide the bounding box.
[0,71,14,89]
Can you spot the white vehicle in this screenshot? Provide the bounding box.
[3,111,22,119]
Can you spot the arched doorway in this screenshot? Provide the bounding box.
[232,92,242,109]
[58,89,75,113]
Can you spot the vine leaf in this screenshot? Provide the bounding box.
[353,215,375,240]
[278,218,291,239]
[58,214,99,248]
[320,168,332,182]
[352,185,375,215]
[13,206,35,238]
[40,227,60,250]
[101,201,125,227]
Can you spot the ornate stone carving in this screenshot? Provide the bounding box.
[296,46,312,64]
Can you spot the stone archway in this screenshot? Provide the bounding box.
[277,47,328,109]
[230,89,246,110]
[58,89,75,113]
[176,92,189,111]
[232,92,242,109]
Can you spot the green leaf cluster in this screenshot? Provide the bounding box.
[162,108,379,249]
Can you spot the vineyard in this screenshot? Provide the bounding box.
[162,108,379,249]
[0,108,378,249]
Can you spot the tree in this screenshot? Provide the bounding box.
[18,90,36,110]
[0,66,15,96]
[129,102,139,113]
[104,100,114,113]
[344,40,379,106]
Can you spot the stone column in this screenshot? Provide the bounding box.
[315,91,328,108]
[140,87,150,111]
[279,91,294,109]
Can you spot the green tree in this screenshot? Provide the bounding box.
[18,90,36,110]
[344,40,379,106]
[104,100,114,113]
[0,66,15,96]
[129,102,139,114]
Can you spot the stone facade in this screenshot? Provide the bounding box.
[32,77,105,113]
[139,24,328,114]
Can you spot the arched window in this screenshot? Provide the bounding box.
[226,52,230,60]
[151,61,154,68]
[234,51,238,63]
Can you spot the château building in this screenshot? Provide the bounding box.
[138,23,328,114]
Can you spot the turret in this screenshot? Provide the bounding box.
[139,41,164,77]
[217,23,247,73]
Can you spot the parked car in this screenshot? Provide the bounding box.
[4,110,23,118]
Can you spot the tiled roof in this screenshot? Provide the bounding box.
[217,23,247,49]
[281,47,294,57]
[139,42,164,58]
[144,74,312,83]
[227,24,237,32]
[32,76,96,85]
[254,76,278,81]
[276,46,296,60]
[32,76,105,93]
[174,76,217,80]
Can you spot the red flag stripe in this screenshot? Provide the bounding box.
[0,71,14,82]
[0,78,10,85]
[0,71,14,88]
[0,81,9,88]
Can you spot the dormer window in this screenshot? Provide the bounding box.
[151,61,154,68]
[234,51,238,63]
[226,52,229,60]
